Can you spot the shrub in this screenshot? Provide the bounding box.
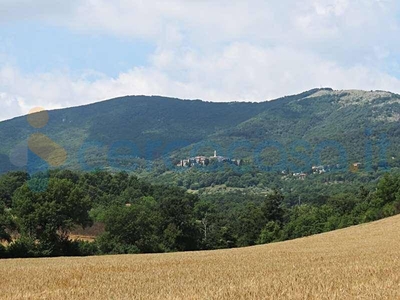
[6,237,38,258]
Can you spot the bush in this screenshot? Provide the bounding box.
[96,232,139,255]
[6,237,38,258]
[76,240,99,256]
[258,221,282,244]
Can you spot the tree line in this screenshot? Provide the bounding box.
[0,169,399,258]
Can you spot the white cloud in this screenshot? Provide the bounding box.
[4,0,398,49]
[0,92,25,121]
[1,0,400,120]
[2,42,400,121]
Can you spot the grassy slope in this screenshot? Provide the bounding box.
[1,214,400,299]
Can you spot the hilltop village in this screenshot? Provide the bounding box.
[176,151,242,167]
[176,152,363,177]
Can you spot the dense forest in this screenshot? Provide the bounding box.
[0,88,399,174]
[1,169,400,258]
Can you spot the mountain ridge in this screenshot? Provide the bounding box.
[0,87,399,174]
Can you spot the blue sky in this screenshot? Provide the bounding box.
[1,0,400,121]
[0,21,153,77]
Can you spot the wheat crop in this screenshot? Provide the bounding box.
[1,215,400,299]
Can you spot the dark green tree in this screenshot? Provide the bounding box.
[235,203,264,247]
[0,171,29,207]
[0,204,12,242]
[12,178,92,255]
[258,221,281,244]
[157,188,200,251]
[102,196,161,253]
[262,189,284,223]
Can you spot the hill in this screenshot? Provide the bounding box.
[0,94,272,172]
[2,214,400,299]
[174,89,400,167]
[0,88,399,174]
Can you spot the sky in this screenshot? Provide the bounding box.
[0,0,400,121]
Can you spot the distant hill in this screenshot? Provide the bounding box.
[182,89,400,168]
[0,88,399,174]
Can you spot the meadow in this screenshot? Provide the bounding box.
[1,214,400,299]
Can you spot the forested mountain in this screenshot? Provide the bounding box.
[0,94,272,172]
[173,89,400,167]
[0,88,399,173]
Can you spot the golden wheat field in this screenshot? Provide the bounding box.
[1,215,400,300]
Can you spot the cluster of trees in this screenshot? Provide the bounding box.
[195,171,400,248]
[0,169,400,258]
[0,170,201,257]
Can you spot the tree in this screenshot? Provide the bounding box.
[102,196,161,253]
[327,193,358,215]
[262,189,284,224]
[0,204,12,242]
[282,204,335,239]
[0,171,29,207]
[373,173,400,218]
[258,221,281,244]
[194,200,220,249]
[235,203,264,247]
[12,178,92,255]
[375,173,400,205]
[157,188,200,251]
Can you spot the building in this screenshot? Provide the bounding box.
[312,165,326,174]
[176,151,241,167]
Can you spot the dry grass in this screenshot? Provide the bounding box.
[2,215,400,299]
